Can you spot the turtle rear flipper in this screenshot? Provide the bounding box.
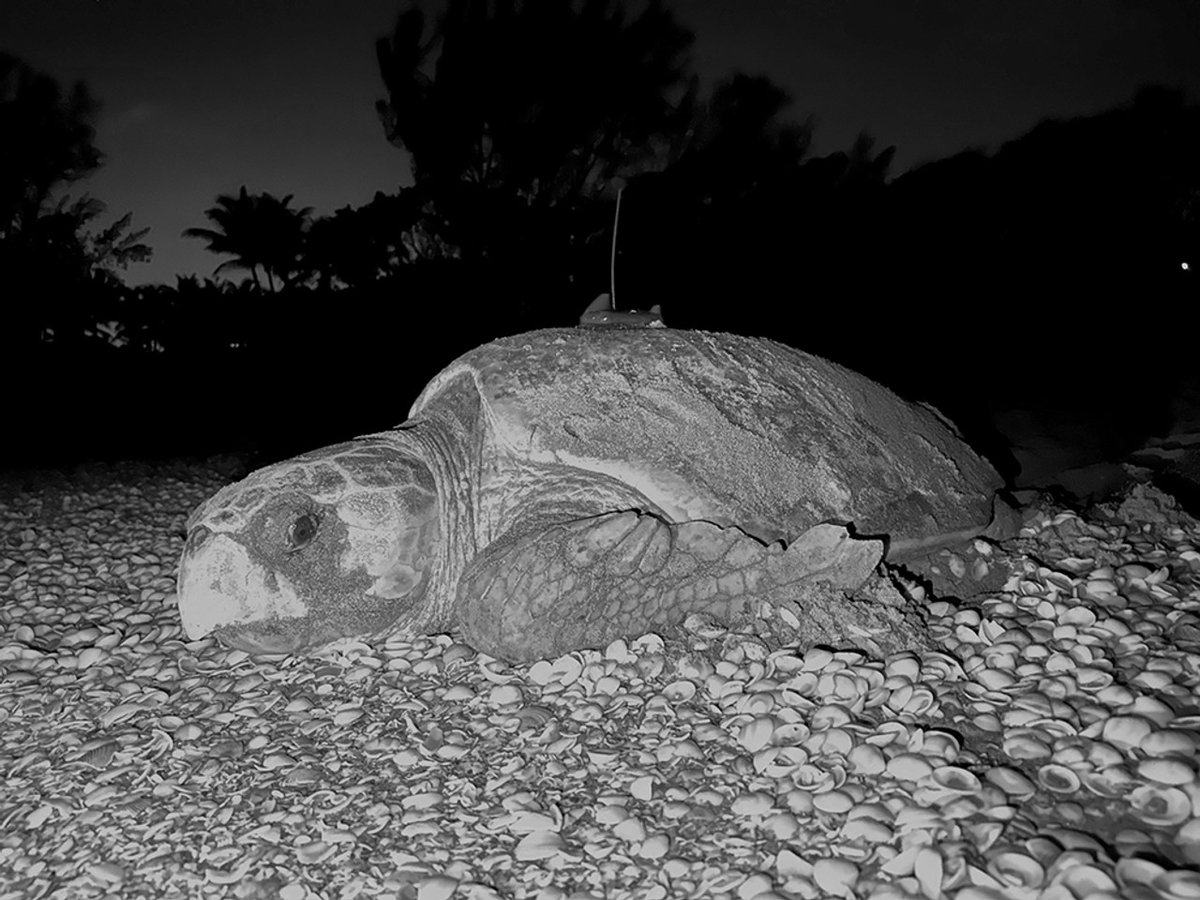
[454,512,884,663]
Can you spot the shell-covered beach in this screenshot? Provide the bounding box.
[3,460,1200,900]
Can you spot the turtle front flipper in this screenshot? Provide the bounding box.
[454,511,888,663]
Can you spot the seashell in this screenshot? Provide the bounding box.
[1155,870,1200,900]
[1027,717,1078,739]
[295,841,335,864]
[1128,784,1192,826]
[887,683,915,712]
[612,816,647,843]
[738,716,778,753]
[735,691,776,717]
[792,762,844,793]
[805,727,854,757]
[965,821,1004,852]
[986,851,1045,889]
[1002,732,1052,761]
[984,766,1037,799]
[703,673,728,698]
[812,858,859,894]
[1075,666,1114,690]
[840,817,893,843]
[975,667,1015,690]
[901,685,937,716]
[508,810,560,834]
[939,795,988,819]
[1101,715,1154,750]
[1124,695,1177,727]
[284,766,319,785]
[921,731,961,761]
[525,659,556,685]
[477,659,518,684]
[913,847,943,899]
[1131,670,1174,691]
[86,862,126,885]
[1050,743,1088,767]
[1059,606,1097,627]
[772,721,811,745]
[811,704,852,729]
[1057,864,1118,896]
[972,713,1002,733]
[1036,763,1081,793]
[731,791,774,819]
[801,647,835,672]
[1115,858,1167,892]
[603,637,634,663]
[81,741,118,769]
[928,765,981,793]
[550,653,584,686]
[886,754,934,782]
[851,665,884,690]
[1084,740,1124,768]
[846,744,886,776]
[1081,767,1133,799]
[514,830,566,860]
[1137,757,1196,786]
[513,705,553,730]
[661,679,696,703]
[813,790,853,815]
[885,655,921,682]
[753,745,809,778]
[785,672,820,697]
[1177,817,1200,863]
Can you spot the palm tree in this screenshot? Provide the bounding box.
[184,187,313,291]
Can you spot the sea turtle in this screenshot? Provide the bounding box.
[178,327,1017,663]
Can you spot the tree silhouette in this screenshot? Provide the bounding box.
[375,0,697,267]
[0,53,101,239]
[305,189,451,290]
[605,73,831,324]
[0,53,150,351]
[184,187,313,292]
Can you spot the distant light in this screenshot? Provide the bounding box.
[1184,262,1191,271]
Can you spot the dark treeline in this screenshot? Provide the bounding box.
[3,2,1198,468]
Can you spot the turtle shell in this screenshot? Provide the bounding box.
[410,328,1005,561]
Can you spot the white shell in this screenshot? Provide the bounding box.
[1156,870,1200,900]
[1115,858,1167,892]
[1141,729,1198,757]
[661,679,696,702]
[1101,715,1155,750]
[738,716,778,753]
[986,851,1045,889]
[1056,863,1117,896]
[1036,763,1081,793]
[1137,757,1196,787]
[984,766,1037,799]
[1128,784,1193,827]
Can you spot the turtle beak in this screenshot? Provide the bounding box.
[177,526,310,642]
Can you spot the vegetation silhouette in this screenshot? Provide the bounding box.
[0,53,149,358]
[183,187,313,293]
[2,17,1199,471]
[375,0,699,328]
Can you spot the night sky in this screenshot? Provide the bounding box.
[4,0,1200,287]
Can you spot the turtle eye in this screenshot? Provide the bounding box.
[286,513,318,552]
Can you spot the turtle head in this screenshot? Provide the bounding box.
[177,439,441,654]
